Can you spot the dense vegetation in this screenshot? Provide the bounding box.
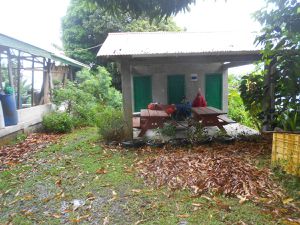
[240,0,300,131]
[62,0,181,66]
[89,0,195,20]
[42,67,123,135]
[227,74,256,129]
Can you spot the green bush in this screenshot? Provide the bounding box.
[77,67,122,109]
[72,102,99,127]
[158,123,176,138]
[228,74,258,129]
[49,67,123,132]
[97,107,127,142]
[52,82,99,127]
[42,112,73,133]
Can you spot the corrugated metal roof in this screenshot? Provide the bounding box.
[0,33,52,58]
[0,33,88,68]
[97,32,261,57]
[51,54,89,68]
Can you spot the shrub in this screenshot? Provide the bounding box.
[187,120,208,142]
[158,123,176,138]
[52,82,98,127]
[72,102,99,127]
[77,67,122,109]
[42,112,73,133]
[97,107,127,142]
[52,82,96,114]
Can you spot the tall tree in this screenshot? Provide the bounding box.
[89,0,195,20]
[62,0,182,65]
[240,0,300,131]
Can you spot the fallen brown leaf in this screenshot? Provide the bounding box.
[0,133,61,171]
[136,149,283,201]
[55,179,62,187]
[177,214,189,218]
[96,168,108,174]
[134,219,147,225]
[52,214,61,219]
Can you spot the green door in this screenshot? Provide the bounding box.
[205,73,223,109]
[167,75,185,104]
[133,76,152,112]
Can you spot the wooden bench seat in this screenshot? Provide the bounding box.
[217,115,236,124]
[132,117,141,128]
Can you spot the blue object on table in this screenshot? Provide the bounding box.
[0,94,18,126]
[174,103,192,120]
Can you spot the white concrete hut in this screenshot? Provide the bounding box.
[97,32,261,139]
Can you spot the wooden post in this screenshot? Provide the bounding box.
[17,50,21,109]
[49,62,54,95]
[43,59,51,104]
[120,59,133,140]
[6,48,14,88]
[39,58,47,105]
[31,56,34,106]
[269,65,276,125]
[262,60,276,131]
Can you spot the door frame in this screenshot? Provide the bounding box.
[133,75,152,112]
[205,73,223,110]
[167,74,185,104]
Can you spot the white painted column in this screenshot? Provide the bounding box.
[223,69,229,113]
[121,60,133,140]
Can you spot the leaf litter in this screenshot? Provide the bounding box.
[137,143,283,202]
[136,141,300,221]
[0,133,61,171]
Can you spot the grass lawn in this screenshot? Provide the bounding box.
[0,127,299,224]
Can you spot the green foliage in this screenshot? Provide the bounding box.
[228,74,257,129]
[252,0,300,130]
[52,82,96,114]
[77,67,122,108]
[62,0,182,91]
[51,67,122,129]
[158,123,176,138]
[52,82,98,127]
[42,112,73,133]
[124,18,181,32]
[90,0,195,20]
[239,68,265,130]
[62,0,124,64]
[278,110,300,131]
[187,120,208,142]
[97,107,127,142]
[272,166,300,200]
[62,0,182,65]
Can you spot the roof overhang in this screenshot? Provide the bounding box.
[101,51,262,67]
[98,32,262,65]
[0,33,89,68]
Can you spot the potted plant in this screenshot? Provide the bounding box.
[0,84,18,126]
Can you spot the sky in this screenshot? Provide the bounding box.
[0,0,266,75]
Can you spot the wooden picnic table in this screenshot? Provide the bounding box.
[192,106,235,131]
[138,109,170,137]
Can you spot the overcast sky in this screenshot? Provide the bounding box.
[0,0,266,74]
[0,0,266,49]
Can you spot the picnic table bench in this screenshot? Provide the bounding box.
[138,109,170,137]
[192,106,235,131]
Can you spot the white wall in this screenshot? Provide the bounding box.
[132,62,228,112]
[0,104,54,139]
